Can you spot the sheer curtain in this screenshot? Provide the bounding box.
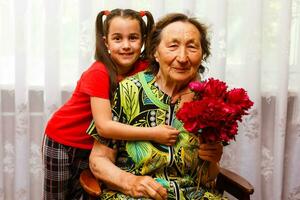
[0,0,299,199]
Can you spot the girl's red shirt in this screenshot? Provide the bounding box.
[45,60,148,149]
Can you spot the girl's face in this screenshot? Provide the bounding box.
[105,17,142,75]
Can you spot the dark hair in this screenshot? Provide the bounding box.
[146,13,211,75]
[95,9,154,98]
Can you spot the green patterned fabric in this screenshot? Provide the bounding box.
[87,71,226,200]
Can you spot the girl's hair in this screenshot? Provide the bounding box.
[95,9,154,98]
[146,13,211,75]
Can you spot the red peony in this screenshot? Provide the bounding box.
[176,78,254,143]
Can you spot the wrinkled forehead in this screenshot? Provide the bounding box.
[160,21,201,43]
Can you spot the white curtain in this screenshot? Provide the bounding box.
[1,0,300,199]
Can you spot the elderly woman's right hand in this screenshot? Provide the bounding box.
[124,174,167,200]
[90,141,167,200]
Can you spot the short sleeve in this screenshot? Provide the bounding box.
[79,63,110,99]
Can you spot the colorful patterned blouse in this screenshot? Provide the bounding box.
[87,71,225,200]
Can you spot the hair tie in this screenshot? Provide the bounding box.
[139,11,146,17]
[102,10,110,16]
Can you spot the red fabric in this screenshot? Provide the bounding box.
[117,59,149,81]
[45,60,148,149]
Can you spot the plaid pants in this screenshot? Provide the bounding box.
[43,135,91,200]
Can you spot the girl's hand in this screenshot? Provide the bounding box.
[152,125,180,146]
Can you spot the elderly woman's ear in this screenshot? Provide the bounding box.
[154,51,159,62]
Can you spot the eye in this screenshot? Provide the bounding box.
[187,43,200,52]
[111,34,122,42]
[129,34,141,41]
[168,43,178,50]
[112,36,122,42]
[129,35,139,41]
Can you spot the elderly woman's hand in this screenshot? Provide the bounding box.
[170,73,200,106]
[171,88,194,105]
[90,141,168,200]
[197,139,223,181]
[124,174,167,200]
[198,142,223,163]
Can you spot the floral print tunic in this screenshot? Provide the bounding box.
[87,71,225,200]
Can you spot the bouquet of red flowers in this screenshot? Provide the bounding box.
[176,78,253,143]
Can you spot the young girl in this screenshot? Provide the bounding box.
[43,9,179,200]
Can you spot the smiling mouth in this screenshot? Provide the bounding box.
[120,53,133,56]
[173,67,189,72]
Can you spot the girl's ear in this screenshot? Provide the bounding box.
[103,36,111,54]
[103,36,108,48]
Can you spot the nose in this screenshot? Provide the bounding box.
[177,47,188,63]
[122,39,130,50]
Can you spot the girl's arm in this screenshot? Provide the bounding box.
[89,141,167,199]
[90,97,179,146]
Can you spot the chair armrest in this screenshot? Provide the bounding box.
[216,167,254,200]
[80,169,102,197]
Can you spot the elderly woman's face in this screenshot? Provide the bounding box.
[154,21,202,84]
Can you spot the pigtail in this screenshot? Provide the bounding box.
[94,10,118,99]
[140,11,154,59]
[94,11,105,60]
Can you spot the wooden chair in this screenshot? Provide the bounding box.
[216,167,254,200]
[80,167,254,200]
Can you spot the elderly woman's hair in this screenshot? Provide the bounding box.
[146,13,211,75]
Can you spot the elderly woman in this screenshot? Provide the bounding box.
[88,13,224,200]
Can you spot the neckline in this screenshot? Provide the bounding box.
[139,72,172,110]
